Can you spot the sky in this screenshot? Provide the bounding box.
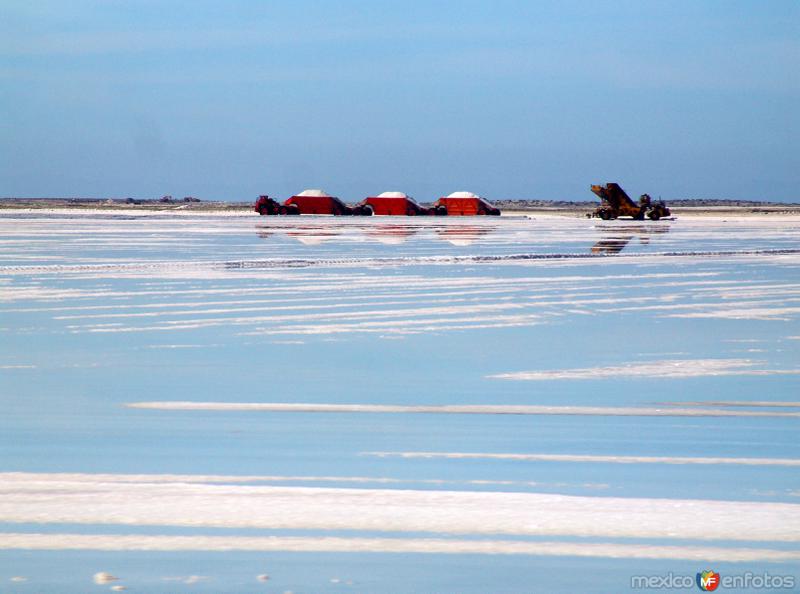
[1,0,798,202]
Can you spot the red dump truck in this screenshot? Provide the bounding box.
[433,192,501,216]
[354,192,432,216]
[255,189,355,216]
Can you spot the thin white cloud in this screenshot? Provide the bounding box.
[666,307,800,321]
[0,533,798,562]
[363,451,800,467]
[162,575,208,585]
[124,401,800,418]
[0,471,603,490]
[2,476,798,542]
[489,359,800,381]
[661,401,800,408]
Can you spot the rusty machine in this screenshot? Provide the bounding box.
[589,183,670,220]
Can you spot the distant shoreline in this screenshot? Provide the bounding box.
[1,197,799,217]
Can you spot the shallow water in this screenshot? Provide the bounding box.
[1,212,799,592]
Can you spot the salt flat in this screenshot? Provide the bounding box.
[0,211,798,593]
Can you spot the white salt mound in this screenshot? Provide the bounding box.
[376,191,408,198]
[296,189,330,197]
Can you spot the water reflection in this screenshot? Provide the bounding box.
[367,225,420,245]
[591,225,670,254]
[259,225,344,245]
[435,226,494,246]
[255,223,497,246]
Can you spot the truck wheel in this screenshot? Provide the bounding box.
[436,206,448,216]
[361,205,374,216]
[278,205,289,215]
[649,211,661,221]
[599,209,611,220]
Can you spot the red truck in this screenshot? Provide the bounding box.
[354,192,433,216]
[255,189,355,216]
[433,192,501,216]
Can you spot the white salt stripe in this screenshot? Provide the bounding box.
[1,533,798,562]
[1,480,799,542]
[363,451,800,467]
[597,297,800,314]
[0,286,544,313]
[52,295,521,320]
[49,290,641,321]
[124,401,800,417]
[243,312,544,334]
[2,250,788,277]
[691,282,800,293]
[76,312,544,334]
[488,359,800,381]
[0,271,720,306]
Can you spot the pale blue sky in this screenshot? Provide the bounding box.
[1,1,798,201]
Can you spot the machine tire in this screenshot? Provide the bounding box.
[436,206,448,216]
[278,205,289,215]
[599,209,612,220]
[649,210,661,221]
[362,205,374,216]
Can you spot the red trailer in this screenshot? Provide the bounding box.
[354,191,432,216]
[284,189,354,215]
[433,192,501,216]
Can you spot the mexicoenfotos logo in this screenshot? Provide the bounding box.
[631,570,795,590]
[697,570,720,591]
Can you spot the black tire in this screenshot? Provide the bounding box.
[278,205,289,215]
[599,209,611,220]
[362,205,374,216]
[436,206,448,216]
[649,211,661,221]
